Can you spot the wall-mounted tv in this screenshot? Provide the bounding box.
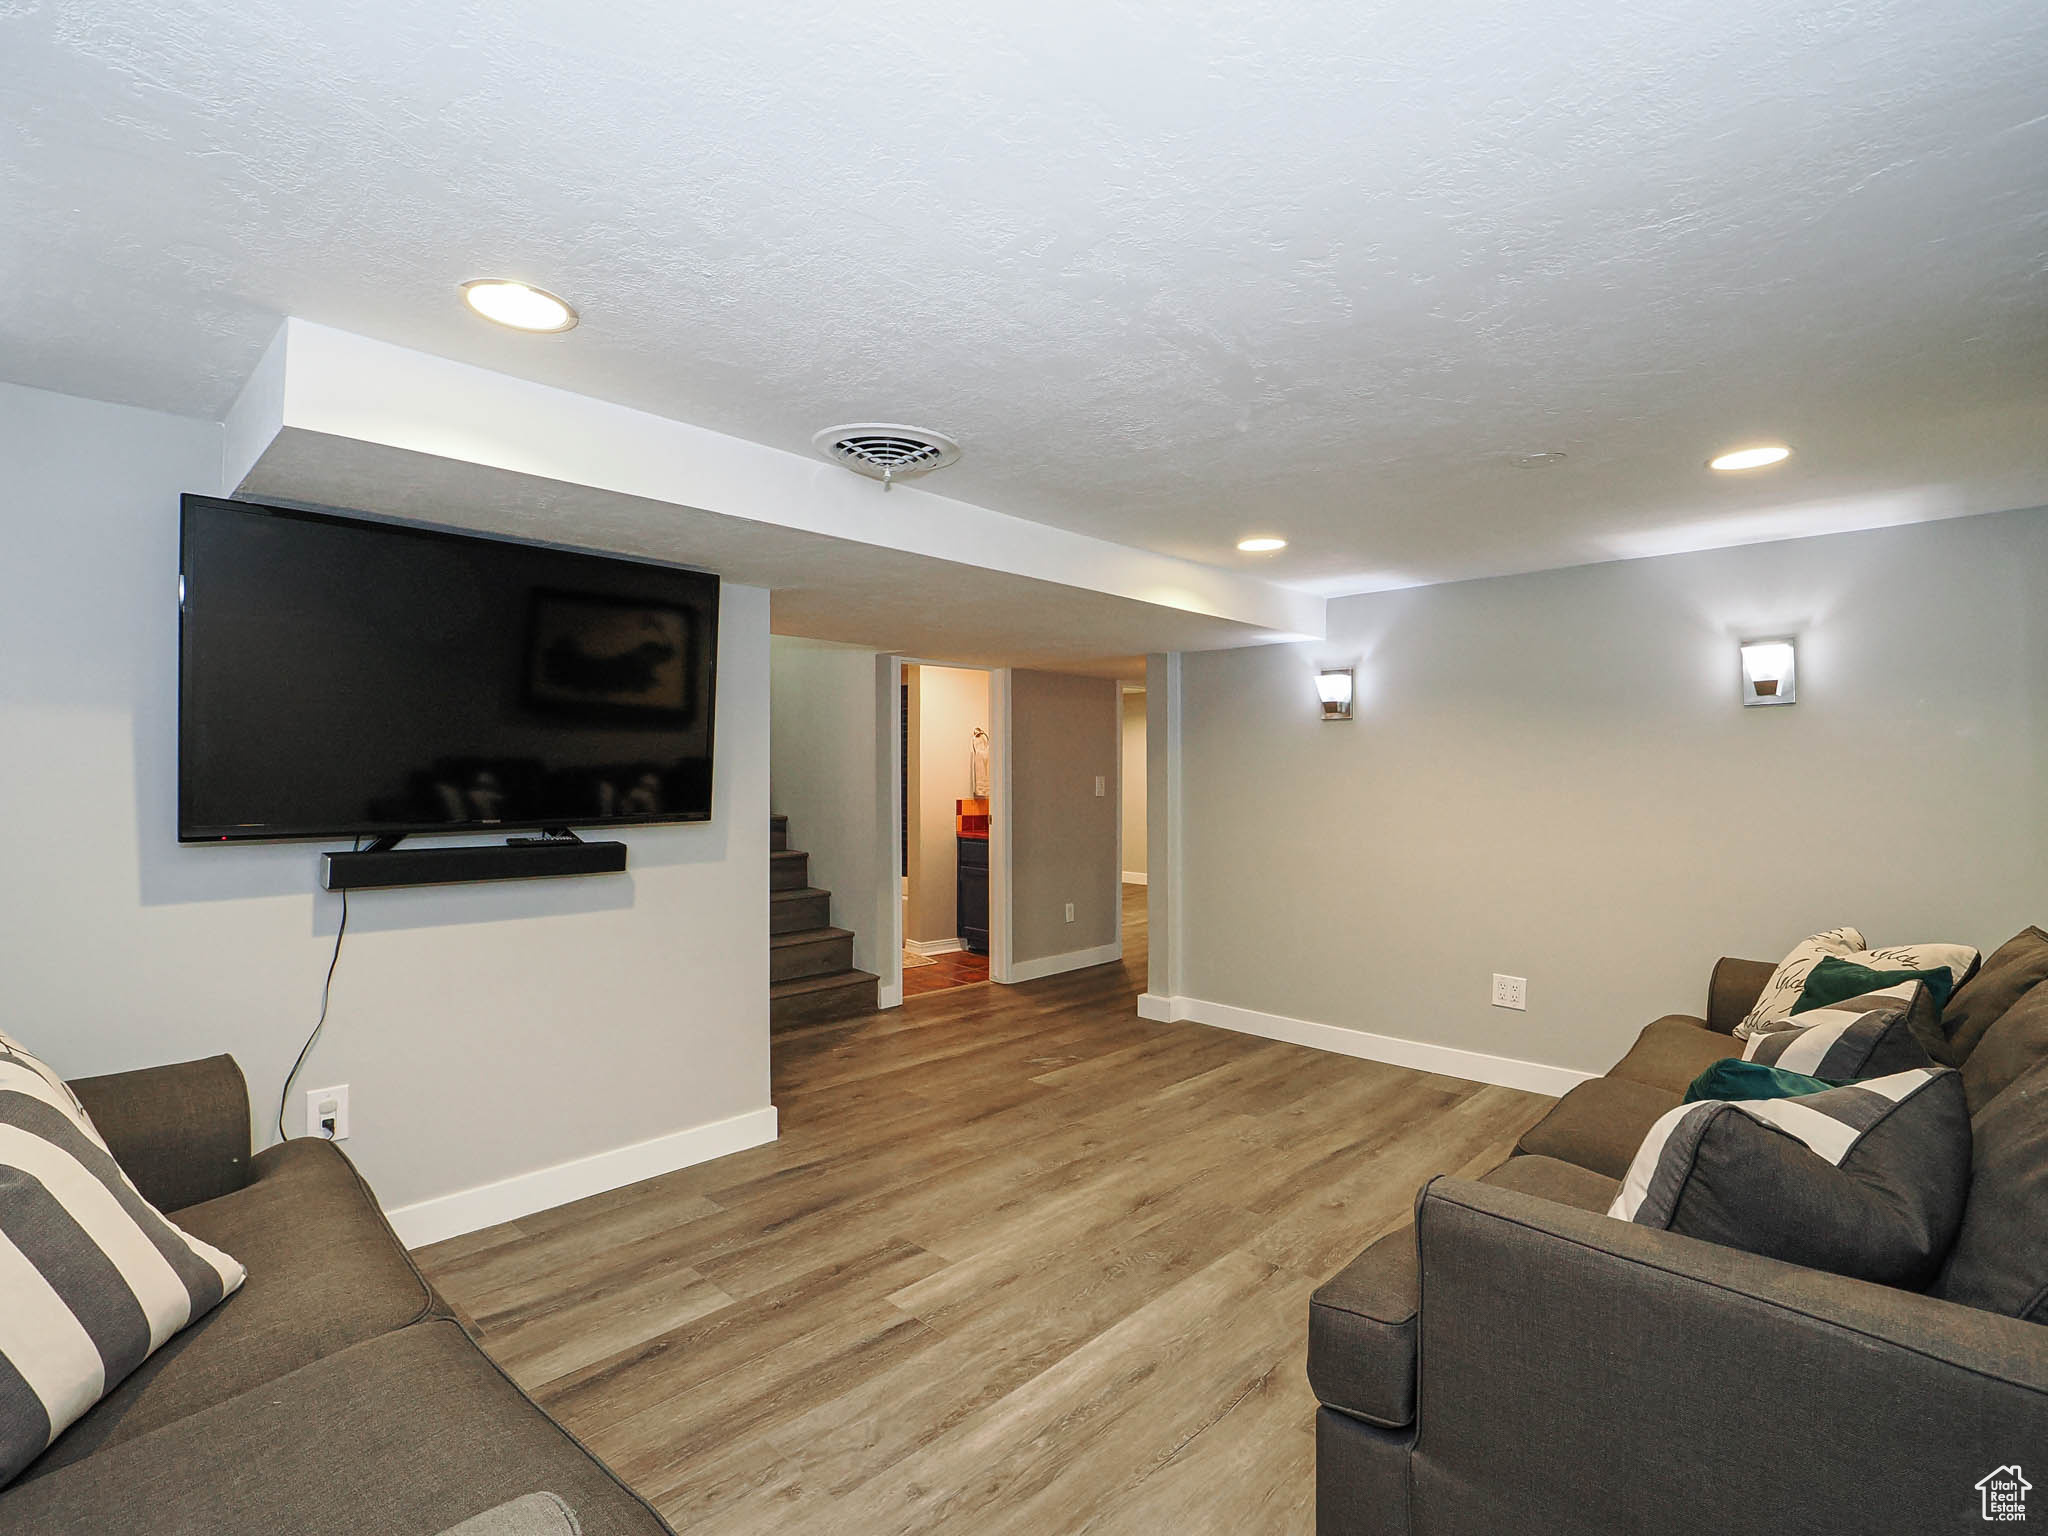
[179,495,719,842]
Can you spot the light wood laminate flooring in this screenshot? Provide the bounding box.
[419,886,1552,1534]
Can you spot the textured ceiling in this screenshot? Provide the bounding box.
[5,0,2046,593]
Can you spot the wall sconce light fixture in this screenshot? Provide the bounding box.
[1740,639,1797,707]
[1317,668,1355,721]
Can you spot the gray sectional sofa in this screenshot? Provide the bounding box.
[0,1055,672,1535]
[1310,947,2048,1536]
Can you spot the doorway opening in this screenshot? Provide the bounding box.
[901,663,993,997]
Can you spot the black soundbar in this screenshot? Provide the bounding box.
[321,838,628,891]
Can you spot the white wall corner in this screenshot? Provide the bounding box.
[1136,992,1188,1022]
[220,320,291,493]
[384,1104,778,1249]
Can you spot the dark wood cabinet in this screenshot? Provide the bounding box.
[957,835,989,955]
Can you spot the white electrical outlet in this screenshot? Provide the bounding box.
[1491,975,1527,1011]
[305,1084,350,1141]
[1094,775,1106,797]
[1064,902,1076,923]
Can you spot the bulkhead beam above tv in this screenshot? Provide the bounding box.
[180,494,720,885]
[218,320,1326,677]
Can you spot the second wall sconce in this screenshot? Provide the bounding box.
[1317,668,1355,721]
[1740,639,1797,707]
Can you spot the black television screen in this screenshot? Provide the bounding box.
[179,495,718,842]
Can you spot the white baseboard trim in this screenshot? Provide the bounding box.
[1002,939,1123,984]
[905,937,965,957]
[1140,994,1592,1098]
[1121,871,1148,886]
[385,1104,780,1249]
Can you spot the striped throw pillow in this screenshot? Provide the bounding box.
[1609,1067,1971,1288]
[0,1030,245,1484]
[1740,980,1937,1080]
[1733,930,1979,1039]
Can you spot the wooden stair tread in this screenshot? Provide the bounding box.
[770,886,830,903]
[769,925,853,948]
[770,968,879,998]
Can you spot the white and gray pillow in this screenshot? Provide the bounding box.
[1734,929,1979,1038]
[1740,980,1938,1080]
[1609,1066,1971,1288]
[0,1030,245,1484]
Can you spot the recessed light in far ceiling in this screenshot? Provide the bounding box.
[461,279,579,333]
[1509,451,1569,469]
[1708,443,1792,472]
[1236,536,1287,553]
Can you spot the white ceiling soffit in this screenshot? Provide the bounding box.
[221,321,1324,668]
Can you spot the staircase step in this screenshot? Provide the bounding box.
[770,887,833,934]
[770,926,856,982]
[770,849,810,891]
[770,968,880,1030]
[770,813,788,852]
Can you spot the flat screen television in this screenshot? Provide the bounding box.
[179,495,718,842]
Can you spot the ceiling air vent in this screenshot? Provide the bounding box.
[812,423,960,489]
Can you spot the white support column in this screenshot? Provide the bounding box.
[874,654,905,1008]
[1139,651,1183,1019]
[987,668,1015,984]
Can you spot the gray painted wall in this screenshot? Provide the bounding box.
[1176,506,2048,1075]
[1121,690,1147,877]
[1010,670,1122,963]
[0,381,774,1212]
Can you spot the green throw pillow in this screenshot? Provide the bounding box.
[1792,955,1954,1015]
[1684,1059,1839,1104]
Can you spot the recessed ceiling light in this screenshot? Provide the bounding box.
[1237,536,1287,553]
[1510,451,1568,469]
[461,279,579,333]
[1709,443,1792,472]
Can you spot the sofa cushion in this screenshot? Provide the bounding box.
[1739,981,1938,1080]
[20,1137,440,1478]
[1961,979,2048,1116]
[1791,956,1958,1014]
[1734,927,1867,1037]
[1945,926,2048,1060]
[1610,1068,1971,1290]
[1684,1060,1836,1103]
[1307,1155,1618,1426]
[1933,1058,2048,1321]
[1735,930,1978,1040]
[1607,1016,1737,1094]
[1482,1151,1624,1211]
[1516,1076,1683,1179]
[0,1030,246,1486]
[0,1320,673,1535]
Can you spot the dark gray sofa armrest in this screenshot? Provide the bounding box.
[1408,1176,2048,1536]
[68,1055,251,1212]
[1705,955,1776,1034]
